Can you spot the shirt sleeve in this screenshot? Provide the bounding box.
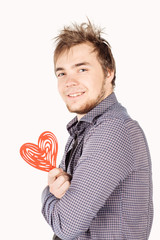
[41,118,133,239]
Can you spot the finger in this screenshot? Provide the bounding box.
[57,171,72,181]
[49,168,63,177]
[48,168,63,185]
[51,174,70,189]
[54,181,71,199]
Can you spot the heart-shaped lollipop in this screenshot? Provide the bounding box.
[20,131,58,172]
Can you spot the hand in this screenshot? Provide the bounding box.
[48,168,72,199]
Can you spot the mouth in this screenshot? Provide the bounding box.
[67,92,85,98]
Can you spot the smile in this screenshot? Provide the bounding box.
[68,92,85,97]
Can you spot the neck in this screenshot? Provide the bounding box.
[77,90,114,121]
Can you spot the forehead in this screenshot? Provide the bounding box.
[55,43,96,67]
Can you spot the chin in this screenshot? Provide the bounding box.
[67,103,96,115]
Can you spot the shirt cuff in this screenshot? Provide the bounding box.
[41,186,54,203]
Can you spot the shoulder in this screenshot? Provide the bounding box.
[84,103,142,144]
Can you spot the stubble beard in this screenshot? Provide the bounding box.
[66,79,108,115]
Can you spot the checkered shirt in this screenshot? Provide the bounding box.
[42,92,153,240]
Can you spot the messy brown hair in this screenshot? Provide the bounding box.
[54,20,116,87]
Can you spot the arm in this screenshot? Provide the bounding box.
[42,119,133,239]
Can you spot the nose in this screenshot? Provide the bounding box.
[65,74,78,87]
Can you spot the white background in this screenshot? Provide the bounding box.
[0,0,159,239]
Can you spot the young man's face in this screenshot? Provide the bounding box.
[55,42,114,120]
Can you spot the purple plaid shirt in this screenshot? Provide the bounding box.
[42,93,153,239]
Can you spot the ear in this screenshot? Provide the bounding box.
[106,70,115,83]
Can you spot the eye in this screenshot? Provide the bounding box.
[79,68,87,73]
[57,72,65,77]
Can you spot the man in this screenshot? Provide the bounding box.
[41,21,153,240]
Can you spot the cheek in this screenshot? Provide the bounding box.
[57,81,63,95]
[89,76,102,91]
[57,82,67,102]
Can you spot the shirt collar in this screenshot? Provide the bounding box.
[67,92,118,137]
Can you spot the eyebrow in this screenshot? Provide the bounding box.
[55,62,90,73]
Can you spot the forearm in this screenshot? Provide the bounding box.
[41,186,59,227]
[41,185,83,240]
